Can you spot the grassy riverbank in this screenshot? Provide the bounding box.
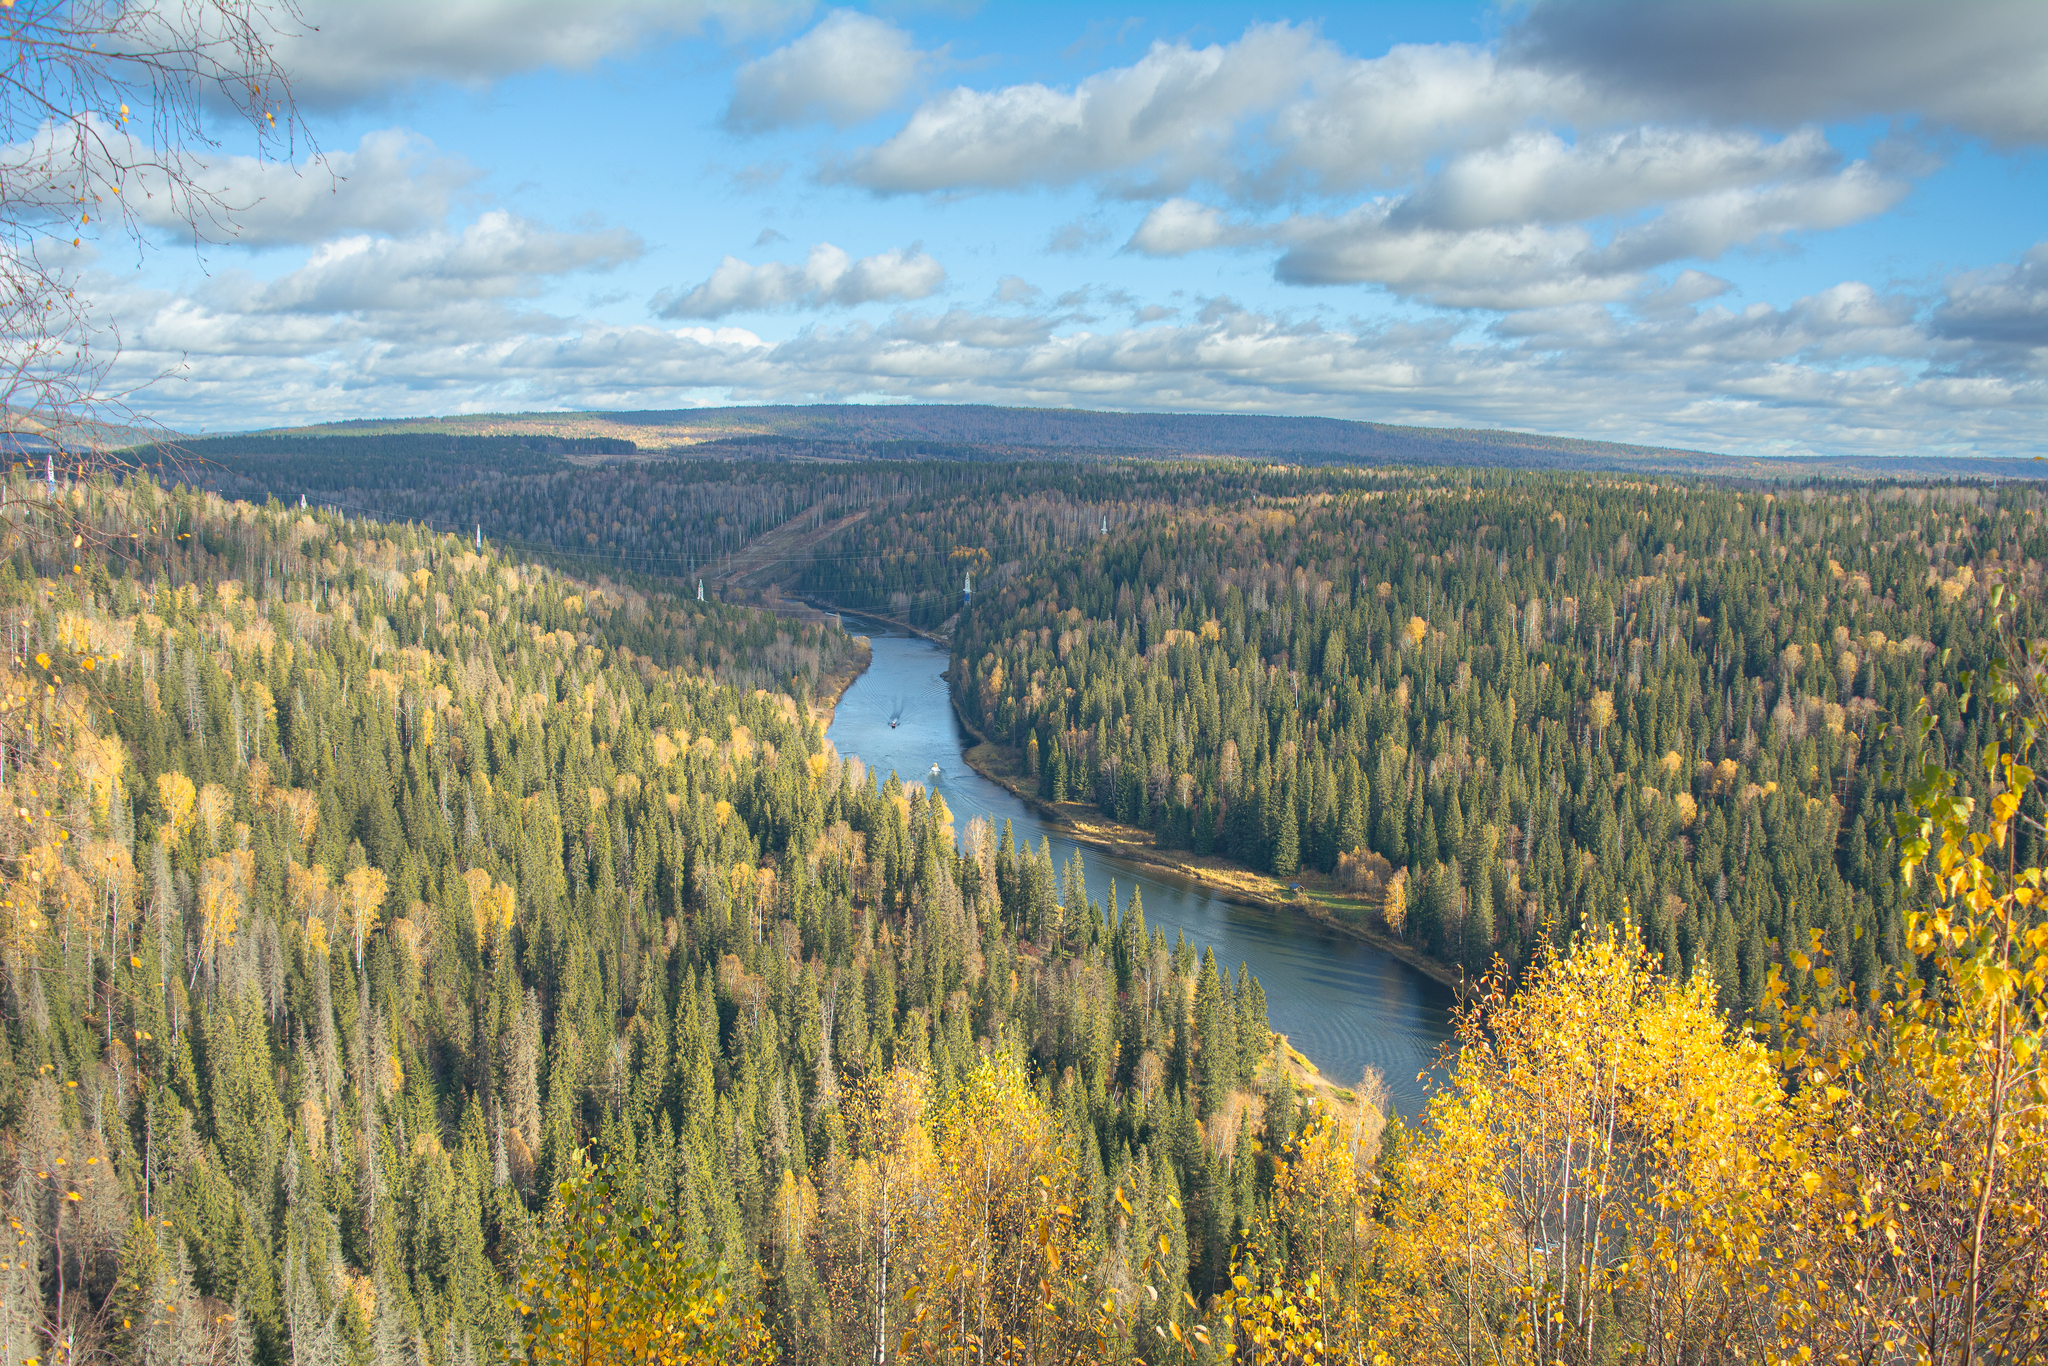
[958,736,1465,992]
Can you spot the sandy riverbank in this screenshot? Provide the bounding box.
[953,712,1465,992]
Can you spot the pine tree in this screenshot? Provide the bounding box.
[1273,793,1300,877]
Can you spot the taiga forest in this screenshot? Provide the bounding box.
[4,3,2046,1363]
[5,449,2048,1366]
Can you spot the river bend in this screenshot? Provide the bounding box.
[825,621,1455,1115]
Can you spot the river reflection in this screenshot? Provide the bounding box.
[825,619,1456,1115]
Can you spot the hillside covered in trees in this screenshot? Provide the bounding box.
[0,475,1290,1364]
[178,443,2048,1013]
[5,452,2047,1365]
[951,475,2048,1005]
[190,405,2047,480]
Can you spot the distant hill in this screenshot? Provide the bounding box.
[200,403,2045,480]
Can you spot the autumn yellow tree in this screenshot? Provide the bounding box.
[513,1158,772,1366]
[812,1065,935,1364]
[897,1055,1101,1366]
[1209,1110,1383,1366]
[1370,932,1789,1365]
[1769,625,2048,1365]
[341,864,387,970]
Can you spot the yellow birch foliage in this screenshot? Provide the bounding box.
[812,1066,935,1365]
[196,852,248,964]
[287,859,334,956]
[898,1055,1099,1366]
[1769,686,2048,1364]
[156,770,195,847]
[194,781,231,848]
[464,865,517,950]
[513,1162,772,1366]
[1375,933,1789,1365]
[342,864,387,967]
[1212,1110,1384,1366]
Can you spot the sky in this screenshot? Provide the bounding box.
[67,0,2048,457]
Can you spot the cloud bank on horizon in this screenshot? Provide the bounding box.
[70,1,2048,457]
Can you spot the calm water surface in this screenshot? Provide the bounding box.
[825,621,1456,1115]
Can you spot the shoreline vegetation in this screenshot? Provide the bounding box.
[808,631,872,729]
[807,599,1463,990]
[951,691,1467,992]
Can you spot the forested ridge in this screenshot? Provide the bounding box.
[952,474,2048,1006]
[437,446,2032,1020]
[5,456,2048,1365]
[0,476,1288,1365]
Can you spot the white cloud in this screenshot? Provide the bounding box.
[100,246,2046,459]
[843,22,1330,195]
[1275,214,1623,310]
[1265,43,1599,196]
[207,210,641,319]
[0,122,479,251]
[806,10,2044,333]
[1386,127,1839,232]
[1123,150,1904,310]
[651,242,945,318]
[1582,164,1907,274]
[726,11,926,131]
[276,1,806,108]
[165,130,481,248]
[1125,199,1241,256]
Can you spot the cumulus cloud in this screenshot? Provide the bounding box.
[1384,127,1841,232]
[726,11,926,131]
[1125,149,1903,310]
[106,265,2044,458]
[0,123,479,250]
[817,9,2042,328]
[863,5,2043,203]
[843,22,1329,195]
[275,0,804,108]
[211,210,641,318]
[1125,199,1242,256]
[1933,243,2048,353]
[1507,0,2048,147]
[1579,165,1906,275]
[167,130,481,248]
[1274,215,1621,310]
[1264,43,1599,196]
[650,242,945,318]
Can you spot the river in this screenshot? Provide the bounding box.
[824,619,1456,1116]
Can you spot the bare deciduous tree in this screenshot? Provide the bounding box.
[0,0,313,534]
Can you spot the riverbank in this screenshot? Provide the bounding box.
[790,595,950,646]
[955,721,1465,992]
[810,635,872,730]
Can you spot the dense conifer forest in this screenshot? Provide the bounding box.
[6,455,2048,1364]
[0,475,1289,1364]
[951,473,2048,1004]
[196,439,2046,1009]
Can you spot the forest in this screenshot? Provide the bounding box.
[2,456,2045,1364]
[951,473,2048,1003]
[0,473,1286,1366]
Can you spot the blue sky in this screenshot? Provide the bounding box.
[81,1,2048,457]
